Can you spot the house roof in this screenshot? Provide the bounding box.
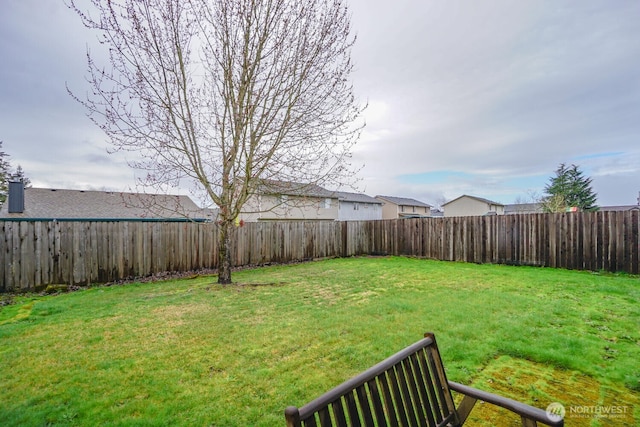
[0,187,212,220]
[504,203,544,214]
[598,205,640,212]
[333,191,382,204]
[257,180,337,198]
[504,204,640,213]
[375,195,432,208]
[442,194,504,207]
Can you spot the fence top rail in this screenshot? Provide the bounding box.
[0,218,211,223]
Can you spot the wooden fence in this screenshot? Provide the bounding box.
[1,210,638,292]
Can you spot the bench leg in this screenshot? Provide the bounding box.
[458,396,542,427]
[521,416,538,427]
[456,395,477,424]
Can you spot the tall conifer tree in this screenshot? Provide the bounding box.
[543,163,598,212]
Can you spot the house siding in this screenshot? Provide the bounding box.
[399,205,430,216]
[338,201,382,221]
[377,199,431,219]
[444,197,505,217]
[240,194,339,221]
[380,201,399,219]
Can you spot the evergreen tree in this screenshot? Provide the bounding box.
[0,141,12,205]
[14,165,32,188]
[542,163,598,212]
[0,142,32,206]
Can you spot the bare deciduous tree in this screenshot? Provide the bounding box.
[68,0,364,283]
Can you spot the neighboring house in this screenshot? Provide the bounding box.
[0,182,212,221]
[375,195,432,219]
[442,195,505,217]
[598,205,640,212]
[333,191,383,221]
[240,180,339,222]
[430,208,444,218]
[505,204,640,214]
[505,203,544,214]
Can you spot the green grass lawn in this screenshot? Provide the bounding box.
[1,257,639,426]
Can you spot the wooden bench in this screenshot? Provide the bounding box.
[285,333,564,427]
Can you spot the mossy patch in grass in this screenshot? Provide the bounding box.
[0,301,35,325]
[460,356,640,426]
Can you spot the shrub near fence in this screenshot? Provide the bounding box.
[1,210,638,292]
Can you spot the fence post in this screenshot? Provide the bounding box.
[341,221,348,257]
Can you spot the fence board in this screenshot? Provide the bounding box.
[615,211,624,272]
[1,211,639,292]
[632,210,639,274]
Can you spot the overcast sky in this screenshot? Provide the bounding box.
[1,0,639,207]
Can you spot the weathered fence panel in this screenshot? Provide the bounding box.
[1,211,639,292]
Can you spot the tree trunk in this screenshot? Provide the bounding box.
[217,220,233,284]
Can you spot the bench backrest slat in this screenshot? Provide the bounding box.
[304,414,318,427]
[408,352,434,427]
[331,397,348,426]
[377,372,399,427]
[366,378,387,426]
[426,345,459,420]
[285,334,460,427]
[318,406,332,427]
[416,349,440,424]
[356,385,375,425]
[396,360,418,426]
[344,390,360,426]
[386,363,410,426]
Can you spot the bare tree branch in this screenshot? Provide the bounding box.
[67,0,364,283]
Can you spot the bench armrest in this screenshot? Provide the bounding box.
[449,381,564,426]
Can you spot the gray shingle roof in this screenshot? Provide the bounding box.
[257,180,337,198]
[375,195,432,208]
[598,205,640,212]
[0,188,212,220]
[333,191,382,204]
[504,203,543,214]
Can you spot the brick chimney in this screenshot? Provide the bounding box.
[8,179,25,213]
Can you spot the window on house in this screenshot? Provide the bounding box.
[324,198,331,209]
